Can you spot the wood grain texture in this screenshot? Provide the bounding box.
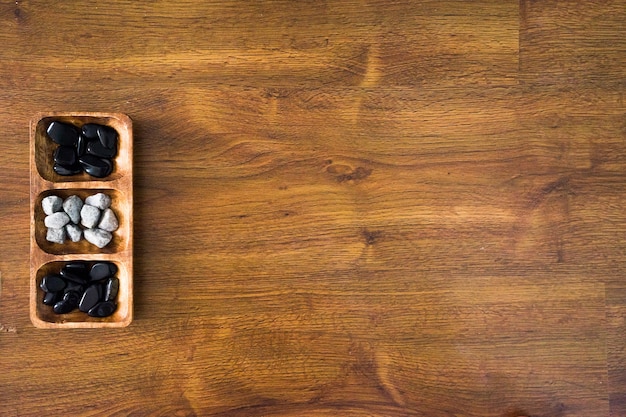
[0,0,624,415]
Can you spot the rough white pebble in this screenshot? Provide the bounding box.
[98,208,119,232]
[46,227,66,244]
[65,223,82,242]
[44,212,70,229]
[42,196,63,215]
[84,228,112,248]
[63,195,83,224]
[85,193,111,210]
[80,204,101,228]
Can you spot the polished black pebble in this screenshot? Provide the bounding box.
[53,163,82,176]
[62,262,89,279]
[86,139,116,159]
[54,146,78,167]
[90,262,117,281]
[97,125,118,149]
[79,155,112,178]
[46,121,79,146]
[40,274,66,292]
[81,123,100,139]
[60,269,87,285]
[53,299,74,314]
[43,291,61,306]
[62,290,81,309]
[53,145,77,166]
[88,301,117,318]
[104,277,119,302]
[64,282,84,296]
[79,284,102,313]
[77,134,88,156]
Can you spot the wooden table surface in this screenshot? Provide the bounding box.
[1,1,624,415]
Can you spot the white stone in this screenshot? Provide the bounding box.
[98,208,119,232]
[42,196,63,215]
[63,195,83,224]
[84,228,112,248]
[80,204,101,228]
[44,212,70,229]
[65,223,82,242]
[85,193,111,210]
[46,227,66,244]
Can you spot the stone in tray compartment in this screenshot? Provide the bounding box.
[81,123,100,139]
[40,274,66,292]
[84,193,111,210]
[46,227,66,244]
[90,262,118,281]
[53,163,82,176]
[42,195,63,215]
[53,145,78,167]
[87,139,116,159]
[46,121,79,147]
[80,204,101,228]
[88,301,117,318]
[104,277,119,302]
[79,154,113,178]
[62,262,89,280]
[79,284,102,313]
[44,212,70,229]
[83,228,112,248]
[65,223,82,242]
[62,195,83,224]
[98,208,119,232]
[97,125,118,149]
[43,291,61,306]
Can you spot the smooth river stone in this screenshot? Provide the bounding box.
[44,212,70,229]
[62,262,89,279]
[97,125,118,149]
[98,208,119,232]
[40,274,66,292]
[46,121,78,146]
[80,204,101,228]
[62,195,83,224]
[105,277,119,302]
[43,291,61,306]
[77,134,87,156]
[53,163,82,176]
[53,299,74,314]
[60,268,87,285]
[84,228,112,248]
[65,223,82,242]
[53,145,77,167]
[46,227,66,243]
[42,195,63,215]
[90,262,117,281]
[86,139,116,159]
[79,284,102,313]
[87,301,117,318]
[79,155,112,178]
[85,193,111,210]
[81,123,100,139]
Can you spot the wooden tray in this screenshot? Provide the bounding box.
[29,112,133,328]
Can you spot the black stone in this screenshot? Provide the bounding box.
[53,163,82,176]
[53,299,74,314]
[62,290,81,309]
[90,262,117,281]
[40,274,66,292]
[43,291,61,306]
[77,134,88,156]
[53,145,77,166]
[79,284,102,313]
[97,125,118,149]
[79,155,112,178]
[62,262,89,279]
[64,282,84,296]
[60,270,87,285]
[81,123,100,139]
[86,139,116,159]
[46,121,79,146]
[88,301,117,318]
[104,277,119,302]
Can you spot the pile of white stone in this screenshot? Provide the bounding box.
[42,192,118,248]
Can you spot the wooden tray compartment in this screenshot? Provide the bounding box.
[29,112,133,328]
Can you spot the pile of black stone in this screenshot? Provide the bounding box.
[47,121,118,178]
[40,261,119,318]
